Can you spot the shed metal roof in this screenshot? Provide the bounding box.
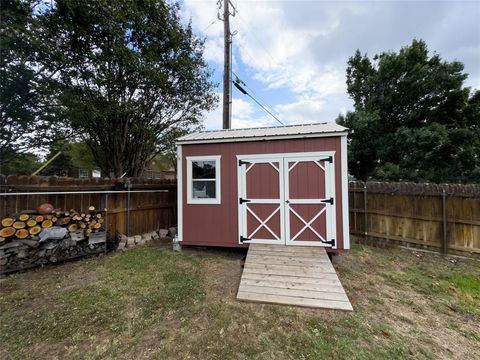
[176,122,348,144]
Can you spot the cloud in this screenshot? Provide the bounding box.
[200,94,276,130]
[183,0,480,128]
[203,37,224,64]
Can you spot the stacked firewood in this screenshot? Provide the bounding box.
[0,204,108,274]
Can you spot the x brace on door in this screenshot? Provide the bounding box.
[289,206,326,241]
[246,206,281,240]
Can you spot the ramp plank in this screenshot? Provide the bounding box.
[237,243,353,311]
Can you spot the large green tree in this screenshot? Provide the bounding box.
[338,39,480,183]
[40,0,217,177]
[0,0,45,170]
[0,0,70,175]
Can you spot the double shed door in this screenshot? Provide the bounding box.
[238,152,336,248]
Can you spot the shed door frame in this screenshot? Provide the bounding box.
[237,151,336,248]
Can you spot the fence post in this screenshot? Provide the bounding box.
[104,193,109,254]
[442,188,448,255]
[127,182,131,237]
[363,184,368,237]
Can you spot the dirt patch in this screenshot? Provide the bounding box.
[60,267,104,292]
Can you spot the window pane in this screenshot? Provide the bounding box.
[192,161,216,179]
[192,180,216,199]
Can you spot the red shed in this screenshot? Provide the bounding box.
[176,123,350,252]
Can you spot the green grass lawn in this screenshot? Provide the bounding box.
[1,243,479,359]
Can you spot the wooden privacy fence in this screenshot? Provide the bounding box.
[0,176,177,237]
[349,181,480,256]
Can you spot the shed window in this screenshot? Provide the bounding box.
[187,156,221,204]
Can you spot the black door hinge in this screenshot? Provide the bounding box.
[239,197,251,204]
[321,197,334,205]
[319,156,333,163]
[240,236,251,243]
[321,239,335,247]
[239,160,251,166]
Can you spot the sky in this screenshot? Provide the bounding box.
[180,0,480,130]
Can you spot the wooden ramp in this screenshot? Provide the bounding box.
[237,244,353,311]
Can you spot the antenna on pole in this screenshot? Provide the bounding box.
[218,0,236,129]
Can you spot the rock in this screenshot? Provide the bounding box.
[117,234,127,250]
[159,229,169,238]
[142,233,152,242]
[151,231,159,240]
[134,235,142,244]
[168,227,177,237]
[117,240,126,250]
[127,237,136,248]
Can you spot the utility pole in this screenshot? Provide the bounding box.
[219,0,235,129]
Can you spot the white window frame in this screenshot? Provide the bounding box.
[186,155,221,204]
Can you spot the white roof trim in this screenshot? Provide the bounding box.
[176,122,348,145]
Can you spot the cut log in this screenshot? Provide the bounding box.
[15,229,29,239]
[27,219,37,227]
[93,223,101,230]
[41,219,53,228]
[88,206,95,212]
[29,226,42,235]
[35,215,44,223]
[18,214,29,222]
[13,221,26,229]
[98,218,104,224]
[51,216,58,223]
[68,224,78,232]
[58,217,71,225]
[96,213,102,219]
[1,218,14,227]
[78,221,86,229]
[0,227,16,238]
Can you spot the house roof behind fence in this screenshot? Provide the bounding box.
[176,122,348,144]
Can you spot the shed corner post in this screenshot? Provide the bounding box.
[341,135,350,249]
[176,144,183,242]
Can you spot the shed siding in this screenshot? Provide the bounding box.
[181,137,344,249]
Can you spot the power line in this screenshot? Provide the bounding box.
[232,70,281,120]
[232,79,284,126]
[202,19,219,33]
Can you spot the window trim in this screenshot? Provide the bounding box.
[186,155,221,204]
